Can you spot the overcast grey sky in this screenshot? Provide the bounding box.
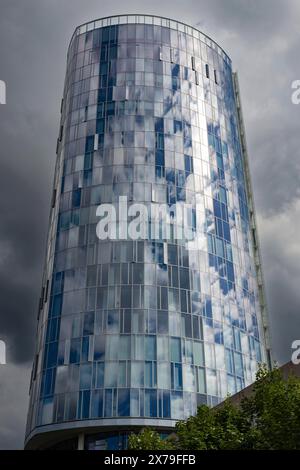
[0,0,299,449]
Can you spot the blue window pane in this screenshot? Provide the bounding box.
[225,348,234,374]
[118,389,130,416]
[163,391,171,418]
[94,336,105,361]
[72,189,81,208]
[41,369,55,397]
[171,363,183,390]
[80,390,90,419]
[46,342,58,368]
[223,222,230,242]
[81,336,89,362]
[85,135,94,153]
[47,318,60,343]
[227,262,235,282]
[155,150,164,165]
[95,362,104,388]
[70,338,81,364]
[213,199,221,218]
[104,389,113,417]
[145,389,157,417]
[205,299,212,318]
[51,294,62,318]
[234,352,244,377]
[91,390,103,418]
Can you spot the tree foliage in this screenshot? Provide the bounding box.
[128,428,174,450]
[128,365,300,450]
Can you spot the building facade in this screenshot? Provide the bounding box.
[25,14,271,450]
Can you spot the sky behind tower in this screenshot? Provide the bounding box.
[0,0,299,448]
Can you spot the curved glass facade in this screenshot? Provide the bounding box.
[25,15,269,449]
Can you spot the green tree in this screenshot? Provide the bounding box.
[128,428,175,450]
[241,365,300,449]
[129,366,300,450]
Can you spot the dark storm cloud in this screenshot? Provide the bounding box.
[0,0,299,448]
[257,200,300,365]
[0,364,30,449]
[0,126,50,363]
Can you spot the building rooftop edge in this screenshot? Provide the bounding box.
[67,13,231,63]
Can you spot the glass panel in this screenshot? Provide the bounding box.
[118,389,130,416]
[193,341,204,366]
[157,336,168,361]
[170,337,181,362]
[145,335,156,360]
[131,361,144,387]
[80,363,92,389]
[91,390,103,417]
[119,335,131,359]
[157,362,170,389]
[104,361,118,387]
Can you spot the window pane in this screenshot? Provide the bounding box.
[131,361,144,387]
[157,336,168,361]
[170,337,181,362]
[91,390,103,418]
[80,363,92,389]
[145,335,156,360]
[206,369,217,395]
[145,361,156,387]
[119,335,131,359]
[157,310,168,334]
[107,309,119,332]
[171,391,183,419]
[104,361,118,387]
[95,362,104,388]
[193,341,204,366]
[118,361,127,387]
[157,362,170,389]
[145,389,157,417]
[183,364,195,392]
[106,335,118,360]
[94,335,105,360]
[118,389,130,416]
[132,335,144,360]
[196,367,206,394]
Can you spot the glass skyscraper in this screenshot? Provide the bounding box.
[25,14,271,450]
